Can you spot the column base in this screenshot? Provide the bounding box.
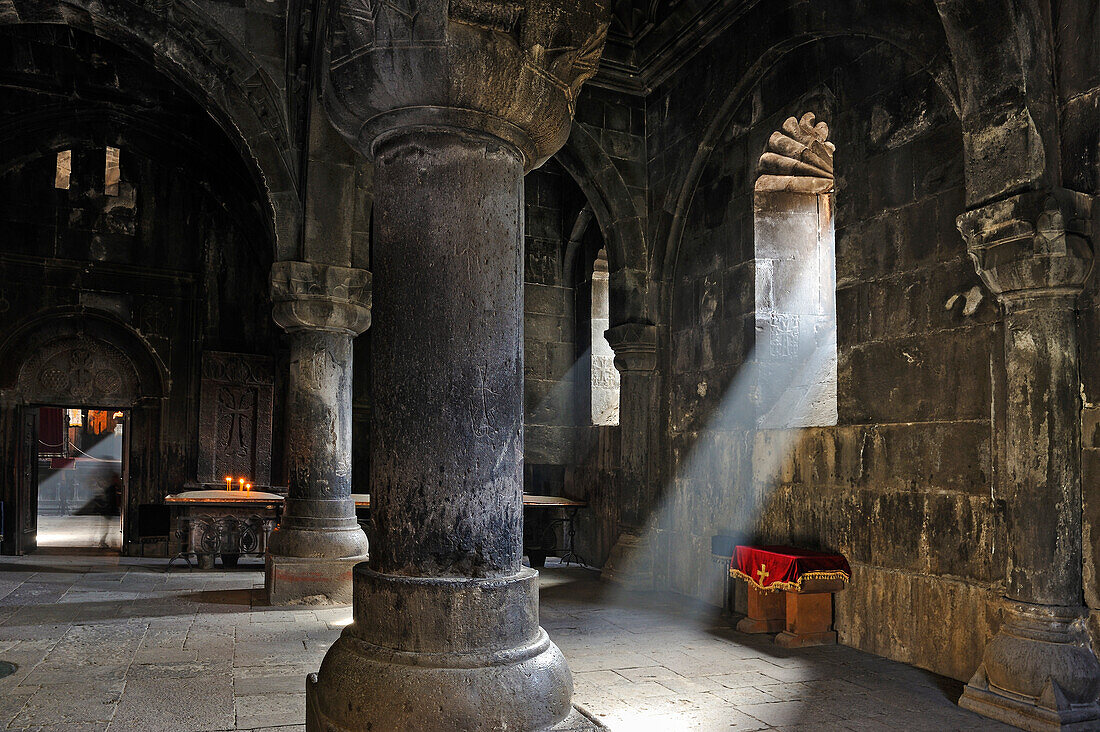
[265,553,367,606]
[599,530,652,590]
[307,565,573,731]
[958,600,1100,731]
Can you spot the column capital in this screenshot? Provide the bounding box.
[958,188,1094,305]
[271,261,371,335]
[322,1,610,171]
[605,322,657,373]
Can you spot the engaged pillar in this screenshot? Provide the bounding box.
[306,2,609,729]
[958,190,1100,729]
[266,261,370,605]
[600,322,658,589]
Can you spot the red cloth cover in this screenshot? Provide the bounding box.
[730,545,850,592]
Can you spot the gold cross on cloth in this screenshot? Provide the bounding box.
[756,563,770,584]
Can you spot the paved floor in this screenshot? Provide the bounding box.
[0,553,1009,731]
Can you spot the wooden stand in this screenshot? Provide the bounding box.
[737,577,846,647]
[736,585,785,634]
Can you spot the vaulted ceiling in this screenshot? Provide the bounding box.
[599,0,756,93]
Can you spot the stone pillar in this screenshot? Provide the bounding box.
[307,2,609,730]
[599,323,658,589]
[266,261,370,605]
[958,190,1100,730]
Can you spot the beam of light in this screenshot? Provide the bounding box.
[37,424,124,549]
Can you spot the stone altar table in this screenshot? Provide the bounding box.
[730,545,850,647]
[351,494,589,568]
[165,489,283,569]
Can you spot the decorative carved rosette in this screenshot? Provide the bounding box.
[604,322,657,372]
[322,0,611,170]
[270,261,372,335]
[958,189,1094,306]
[756,112,835,194]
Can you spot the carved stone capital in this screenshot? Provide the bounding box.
[322,0,610,170]
[271,261,371,336]
[958,189,1094,306]
[605,322,657,372]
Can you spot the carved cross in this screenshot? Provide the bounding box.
[218,387,255,457]
[756,563,770,585]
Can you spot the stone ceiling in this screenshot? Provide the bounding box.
[599,0,757,94]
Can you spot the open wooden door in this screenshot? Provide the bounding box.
[17,407,38,554]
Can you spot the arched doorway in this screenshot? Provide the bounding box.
[0,310,167,554]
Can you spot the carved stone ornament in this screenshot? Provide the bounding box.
[958,188,1094,304]
[756,112,835,194]
[322,0,611,170]
[17,336,141,405]
[270,261,372,335]
[604,322,657,372]
[197,352,274,486]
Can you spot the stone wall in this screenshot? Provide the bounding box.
[654,35,1003,682]
[0,25,283,551]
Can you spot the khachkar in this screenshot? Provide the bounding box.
[958,189,1100,730]
[266,261,371,605]
[307,1,609,730]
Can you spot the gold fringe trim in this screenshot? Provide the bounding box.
[729,567,850,593]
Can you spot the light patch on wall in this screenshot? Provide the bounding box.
[55,149,71,190]
[105,146,120,196]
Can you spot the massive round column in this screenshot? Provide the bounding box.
[958,190,1100,730]
[266,261,371,605]
[306,2,609,730]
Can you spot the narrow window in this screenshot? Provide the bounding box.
[104,146,120,196]
[754,112,838,428]
[591,248,620,425]
[55,149,71,190]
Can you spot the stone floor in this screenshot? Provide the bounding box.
[0,553,1010,731]
[36,516,122,550]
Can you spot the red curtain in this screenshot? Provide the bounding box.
[38,407,64,452]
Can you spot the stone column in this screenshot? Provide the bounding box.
[599,322,659,588]
[958,190,1100,729]
[266,261,370,605]
[307,3,609,730]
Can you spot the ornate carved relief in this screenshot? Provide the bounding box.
[449,0,523,34]
[271,261,372,335]
[197,352,273,486]
[17,336,141,405]
[756,112,835,194]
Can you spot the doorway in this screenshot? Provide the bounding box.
[33,406,128,553]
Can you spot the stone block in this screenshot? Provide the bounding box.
[265,554,366,606]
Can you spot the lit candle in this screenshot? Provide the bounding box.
[246,483,252,492]
[239,478,245,491]
[225,476,232,490]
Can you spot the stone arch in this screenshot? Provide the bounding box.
[556,123,651,326]
[0,3,300,257]
[654,0,960,289]
[0,308,168,406]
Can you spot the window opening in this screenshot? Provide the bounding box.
[591,248,620,426]
[55,150,71,190]
[104,146,120,196]
[753,112,838,428]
